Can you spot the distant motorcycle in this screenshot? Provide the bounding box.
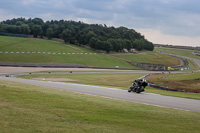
[128,78,148,93]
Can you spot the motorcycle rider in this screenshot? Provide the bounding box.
[128,78,147,93]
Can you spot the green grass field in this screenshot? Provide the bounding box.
[148,72,200,93]
[186,59,200,71]
[17,73,200,100]
[0,36,181,69]
[0,36,93,53]
[155,47,200,60]
[0,53,138,69]
[110,52,180,66]
[0,80,200,133]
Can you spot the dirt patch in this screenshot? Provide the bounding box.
[176,58,184,66]
[32,78,77,82]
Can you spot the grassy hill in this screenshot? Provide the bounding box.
[0,36,94,53]
[0,36,180,69]
[0,36,137,69]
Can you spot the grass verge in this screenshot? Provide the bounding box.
[147,72,200,93]
[0,80,200,133]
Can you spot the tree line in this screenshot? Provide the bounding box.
[0,17,154,52]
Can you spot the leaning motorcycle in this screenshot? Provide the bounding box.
[128,78,148,93]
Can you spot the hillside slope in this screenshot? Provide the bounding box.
[0,36,180,69]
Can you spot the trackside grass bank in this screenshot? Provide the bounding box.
[110,52,180,66]
[17,73,200,100]
[147,72,200,93]
[0,80,200,133]
[18,73,146,89]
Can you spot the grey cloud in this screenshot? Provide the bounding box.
[0,0,200,36]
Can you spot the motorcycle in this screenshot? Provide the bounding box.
[128,78,148,93]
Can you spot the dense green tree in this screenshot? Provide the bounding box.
[95,39,103,50]
[124,39,132,50]
[89,37,97,48]
[32,25,42,38]
[46,28,54,39]
[15,21,24,26]
[21,24,30,34]
[133,39,144,51]
[61,29,72,43]
[86,31,96,43]
[32,18,44,25]
[7,25,17,33]
[104,41,112,53]
[0,17,154,51]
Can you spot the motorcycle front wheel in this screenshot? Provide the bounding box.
[128,87,132,92]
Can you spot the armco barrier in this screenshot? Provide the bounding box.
[141,74,180,92]
[149,84,200,93]
[149,84,186,92]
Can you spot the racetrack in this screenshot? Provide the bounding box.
[0,52,200,113]
[0,76,200,112]
[0,66,116,73]
[157,51,200,68]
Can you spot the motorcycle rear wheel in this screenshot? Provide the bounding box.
[136,86,144,93]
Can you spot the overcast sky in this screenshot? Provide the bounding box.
[0,0,200,47]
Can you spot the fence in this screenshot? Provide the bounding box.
[0,32,29,38]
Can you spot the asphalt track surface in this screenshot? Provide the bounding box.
[0,52,200,112]
[0,76,200,112]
